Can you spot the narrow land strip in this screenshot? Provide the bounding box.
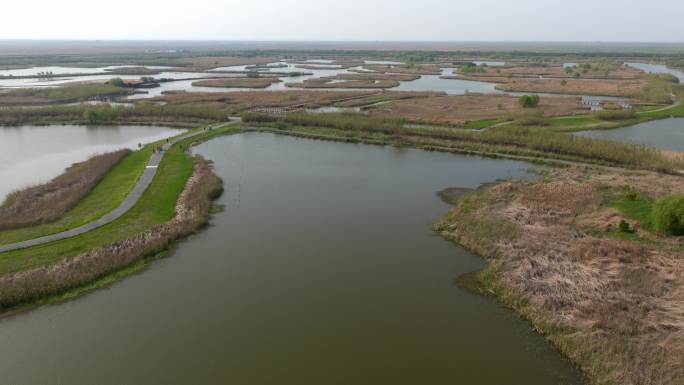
[0,122,231,253]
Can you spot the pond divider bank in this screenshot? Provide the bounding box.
[0,123,230,253]
[0,123,238,312]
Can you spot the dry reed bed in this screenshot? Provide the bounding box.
[0,150,130,230]
[465,64,643,79]
[191,77,282,89]
[368,94,587,124]
[436,168,684,385]
[495,78,647,97]
[286,79,399,89]
[0,157,222,311]
[170,56,281,71]
[0,84,133,106]
[286,72,421,89]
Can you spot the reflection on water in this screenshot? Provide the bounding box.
[0,133,585,385]
[0,124,183,201]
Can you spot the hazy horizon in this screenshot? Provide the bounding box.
[2,0,683,42]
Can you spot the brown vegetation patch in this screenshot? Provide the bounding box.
[172,56,280,71]
[0,150,130,230]
[436,168,684,385]
[105,67,161,75]
[286,79,396,89]
[157,90,379,112]
[337,73,420,82]
[293,64,352,70]
[331,91,444,108]
[191,77,282,89]
[362,64,442,75]
[494,78,648,97]
[0,85,133,106]
[458,63,643,80]
[286,73,420,89]
[368,94,587,124]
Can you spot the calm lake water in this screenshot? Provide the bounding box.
[395,68,499,94]
[0,124,183,201]
[576,118,684,151]
[625,62,684,82]
[0,133,585,385]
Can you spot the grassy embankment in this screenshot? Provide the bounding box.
[436,72,684,131]
[0,103,226,126]
[0,129,197,246]
[0,84,133,105]
[0,124,238,311]
[242,112,683,172]
[0,150,131,231]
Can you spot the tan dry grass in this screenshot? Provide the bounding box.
[437,168,684,385]
[286,73,420,89]
[0,150,130,230]
[495,78,648,97]
[466,64,643,79]
[368,94,587,124]
[156,90,379,111]
[191,77,282,89]
[173,56,280,71]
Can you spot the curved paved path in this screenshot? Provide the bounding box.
[0,123,231,253]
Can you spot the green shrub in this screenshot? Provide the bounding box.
[518,94,540,108]
[651,195,684,235]
[108,78,125,87]
[593,109,636,121]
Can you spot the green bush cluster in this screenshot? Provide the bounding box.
[651,195,684,235]
[518,95,540,108]
[108,78,126,87]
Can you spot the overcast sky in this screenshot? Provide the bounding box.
[2,0,682,42]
